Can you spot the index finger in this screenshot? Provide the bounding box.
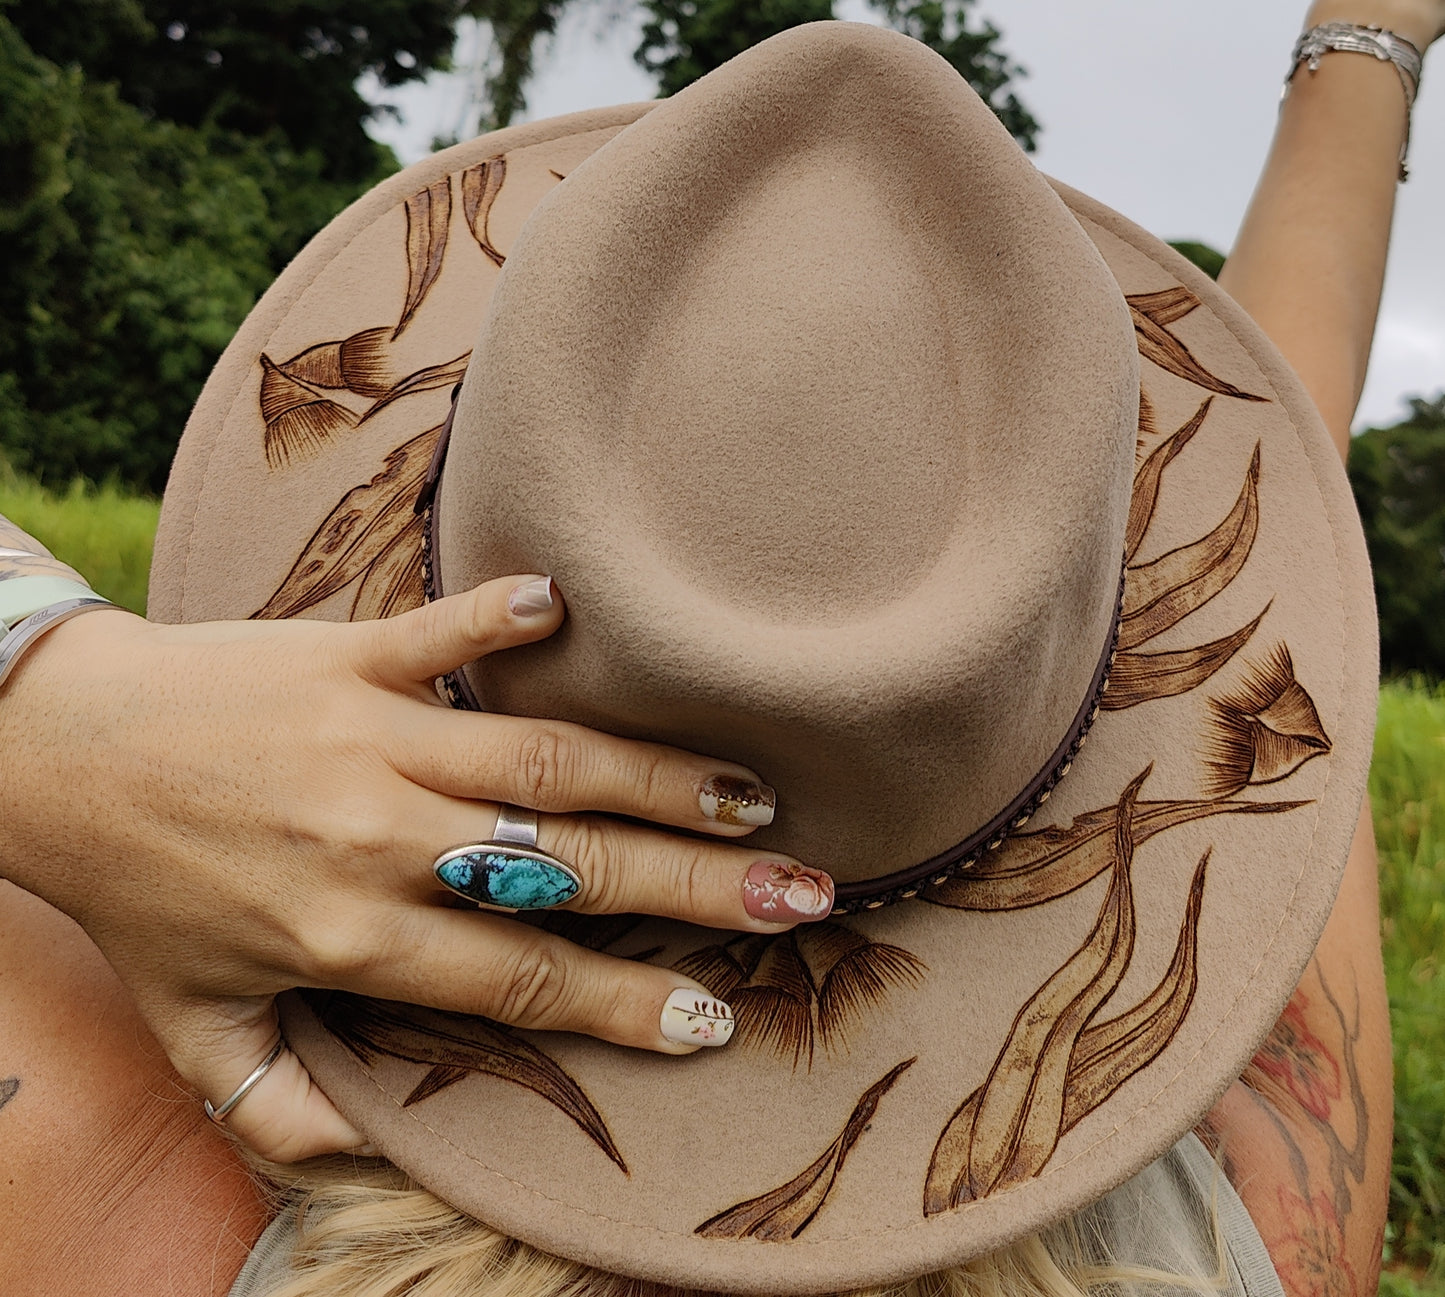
[391,710,776,837]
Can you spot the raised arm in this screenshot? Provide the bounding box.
[1198,3,1442,1293]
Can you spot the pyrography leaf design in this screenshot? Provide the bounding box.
[320,993,627,1172]
[360,352,471,425]
[1102,606,1267,711]
[926,770,1304,912]
[925,771,1144,1214]
[1205,644,1332,796]
[1120,444,1260,651]
[1128,290,1264,401]
[253,422,443,620]
[674,934,769,1001]
[1137,386,1158,441]
[258,355,360,467]
[695,1059,915,1240]
[1131,286,1198,327]
[461,157,508,267]
[676,926,925,1064]
[351,513,425,620]
[730,932,817,1068]
[278,327,398,398]
[798,924,927,1051]
[1061,851,1209,1131]
[1125,398,1211,562]
[394,178,452,341]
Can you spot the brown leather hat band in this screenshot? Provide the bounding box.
[419,393,1122,912]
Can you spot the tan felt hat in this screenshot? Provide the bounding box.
[151,21,1377,1294]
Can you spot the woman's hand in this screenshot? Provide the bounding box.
[0,575,832,1162]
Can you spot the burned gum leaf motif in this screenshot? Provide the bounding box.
[1129,286,1199,327]
[695,1059,914,1240]
[1060,851,1209,1130]
[926,772,1146,1213]
[253,423,444,620]
[258,355,359,467]
[351,515,426,620]
[1205,643,1332,796]
[926,779,1304,912]
[1127,290,1265,401]
[394,178,452,341]
[1102,605,1267,711]
[1120,443,1260,650]
[461,157,508,267]
[321,993,626,1171]
[1124,397,1211,563]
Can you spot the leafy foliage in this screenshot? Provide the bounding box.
[0,14,383,491]
[637,0,1038,149]
[7,0,471,183]
[1166,240,1225,280]
[1348,394,1445,680]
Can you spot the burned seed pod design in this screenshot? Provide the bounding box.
[258,355,360,466]
[674,925,926,1067]
[1205,644,1332,796]
[461,157,508,267]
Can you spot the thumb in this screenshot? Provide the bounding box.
[354,574,564,690]
[169,1000,368,1163]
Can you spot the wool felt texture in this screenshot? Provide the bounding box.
[151,22,1376,1295]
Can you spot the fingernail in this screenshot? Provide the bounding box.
[508,576,554,616]
[743,861,835,923]
[355,1142,379,1157]
[698,774,776,826]
[660,988,735,1047]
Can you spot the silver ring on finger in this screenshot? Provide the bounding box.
[204,1037,285,1125]
[433,804,583,912]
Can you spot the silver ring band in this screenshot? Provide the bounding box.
[433,803,582,911]
[490,803,540,846]
[204,1037,285,1125]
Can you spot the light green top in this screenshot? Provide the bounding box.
[0,575,104,630]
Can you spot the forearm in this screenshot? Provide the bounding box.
[0,513,87,585]
[1218,0,1435,460]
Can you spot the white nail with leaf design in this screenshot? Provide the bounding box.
[660,988,735,1048]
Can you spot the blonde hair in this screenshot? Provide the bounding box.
[243,1154,1228,1297]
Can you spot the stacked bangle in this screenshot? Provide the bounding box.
[0,577,117,692]
[1285,22,1425,181]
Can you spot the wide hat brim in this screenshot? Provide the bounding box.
[152,23,1376,1295]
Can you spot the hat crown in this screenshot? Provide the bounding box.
[439,23,1140,880]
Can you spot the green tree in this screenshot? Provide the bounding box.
[635,0,1038,148]
[9,0,473,183]
[0,15,364,489]
[1348,393,1445,679]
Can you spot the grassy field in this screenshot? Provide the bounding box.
[0,462,157,614]
[1376,679,1445,1294]
[3,466,1444,1292]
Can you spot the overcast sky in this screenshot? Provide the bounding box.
[363,0,1444,429]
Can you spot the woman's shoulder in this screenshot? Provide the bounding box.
[0,881,269,1296]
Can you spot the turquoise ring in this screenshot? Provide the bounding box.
[433,805,583,912]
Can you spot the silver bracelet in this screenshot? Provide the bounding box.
[1284,23,1425,181]
[0,597,116,691]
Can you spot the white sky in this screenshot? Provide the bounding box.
[363,0,1444,429]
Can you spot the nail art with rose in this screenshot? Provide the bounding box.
[743,861,835,923]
